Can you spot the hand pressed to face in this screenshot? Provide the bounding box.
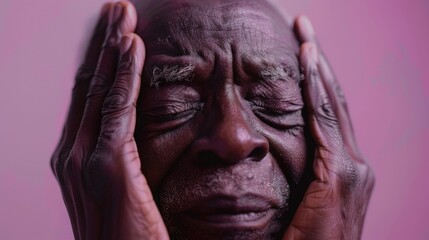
[51,1,374,239]
[282,16,375,240]
[135,1,308,239]
[51,2,168,239]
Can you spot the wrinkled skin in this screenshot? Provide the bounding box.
[50,1,374,239]
[135,1,308,239]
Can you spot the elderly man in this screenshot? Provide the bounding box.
[51,0,374,239]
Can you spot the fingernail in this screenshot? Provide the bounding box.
[120,35,133,55]
[300,16,315,37]
[111,2,123,25]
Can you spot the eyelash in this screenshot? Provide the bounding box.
[250,103,293,118]
[250,99,293,115]
[144,102,203,123]
[249,100,303,131]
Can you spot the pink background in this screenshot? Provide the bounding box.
[1,0,428,239]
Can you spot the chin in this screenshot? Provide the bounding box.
[166,207,287,240]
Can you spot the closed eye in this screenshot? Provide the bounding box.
[140,101,203,132]
[249,99,304,130]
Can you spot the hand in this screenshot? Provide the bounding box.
[283,16,375,240]
[50,2,168,239]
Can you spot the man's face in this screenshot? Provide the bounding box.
[135,0,307,239]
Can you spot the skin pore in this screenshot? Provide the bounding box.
[134,0,309,239]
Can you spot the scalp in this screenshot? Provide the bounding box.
[131,0,298,56]
[131,0,293,36]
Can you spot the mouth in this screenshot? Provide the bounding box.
[182,194,278,230]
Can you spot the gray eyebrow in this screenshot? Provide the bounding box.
[259,65,303,84]
[150,64,195,88]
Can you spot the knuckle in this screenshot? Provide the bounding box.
[86,73,111,100]
[51,148,75,186]
[72,66,93,98]
[339,154,375,194]
[309,65,319,79]
[50,143,71,177]
[342,158,359,190]
[101,78,134,117]
[318,97,336,118]
[75,65,94,83]
[333,82,349,108]
[103,89,129,112]
[360,162,376,190]
[305,64,320,86]
[316,96,338,126]
[50,151,61,178]
[104,28,122,48]
[333,82,344,99]
[117,54,134,72]
[68,149,84,174]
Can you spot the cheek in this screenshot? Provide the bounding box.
[135,123,195,191]
[263,127,308,186]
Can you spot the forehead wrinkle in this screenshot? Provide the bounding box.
[155,3,281,53]
[141,0,298,57]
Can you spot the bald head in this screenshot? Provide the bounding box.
[133,0,297,53]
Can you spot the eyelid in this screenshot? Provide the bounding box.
[252,106,304,129]
[141,101,203,116]
[248,97,304,130]
[139,101,203,133]
[251,97,304,112]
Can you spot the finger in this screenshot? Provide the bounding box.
[300,42,346,181]
[294,15,350,113]
[84,34,144,198]
[99,34,144,146]
[295,15,361,158]
[319,55,361,159]
[82,3,115,70]
[294,16,349,113]
[92,35,169,238]
[50,4,113,239]
[69,4,137,237]
[51,3,112,177]
[74,1,137,156]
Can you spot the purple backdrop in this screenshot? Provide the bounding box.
[1,0,428,239]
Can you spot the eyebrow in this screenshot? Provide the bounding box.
[150,64,195,88]
[258,65,303,84]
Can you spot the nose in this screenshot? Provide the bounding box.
[190,97,269,167]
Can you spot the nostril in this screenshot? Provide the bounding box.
[249,146,266,161]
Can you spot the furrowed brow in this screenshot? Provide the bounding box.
[150,64,195,88]
[259,65,303,84]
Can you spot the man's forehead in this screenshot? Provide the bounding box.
[134,0,282,24]
[136,0,298,56]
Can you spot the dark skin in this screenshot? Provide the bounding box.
[51,1,374,239]
[136,1,306,239]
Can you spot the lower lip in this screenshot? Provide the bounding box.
[183,209,276,229]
